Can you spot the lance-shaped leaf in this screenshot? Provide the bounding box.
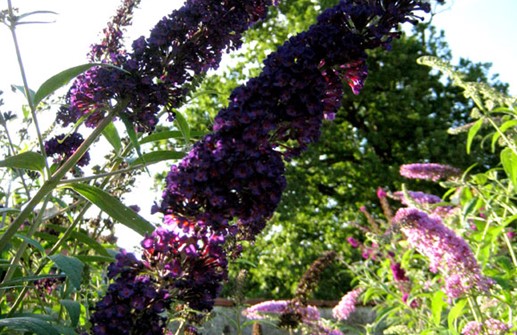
[0,151,45,171]
[0,316,60,335]
[60,299,81,328]
[139,130,206,145]
[64,183,154,236]
[128,150,185,167]
[102,121,123,154]
[49,254,84,290]
[501,147,517,189]
[33,63,127,107]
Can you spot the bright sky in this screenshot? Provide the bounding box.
[1,0,516,249]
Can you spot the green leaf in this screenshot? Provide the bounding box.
[491,119,517,152]
[33,63,127,107]
[175,110,191,144]
[0,151,45,171]
[64,183,154,236]
[102,121,122,154]
[0,207,20,215]
[75,255,115,263]
[48,254,84,290]
[45,224,111,257]
[11,84,35,103]
[466,118,483,154]
[139,130,206,145]
[500,147,517,189]
[447,299,467,331]
[0,274,64,289]
[120,114,147,172]
[60,300,81,328]
[0,316,60,335]
[431,290,446,326]
[128,150,185,167]
[14,233,46,255]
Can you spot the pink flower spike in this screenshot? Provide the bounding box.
[393,207,493,299]
[332,288,362,321]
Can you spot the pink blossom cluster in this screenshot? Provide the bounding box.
[393,208,493,300]
[400,163,461,182]
[461,318,511,335]
[332,288,362,321]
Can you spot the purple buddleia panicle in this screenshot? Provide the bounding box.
[155,0,431,241]
[89,250,172,335]
[392,190,442,206]
[44,132,90,167]
[461,318,511,335]
[89,0,141,64]
[390,262,409,282]
[93,1,431,330]
[393,207,494,300]
[140,216,228,317]
[332,288,363,321]
[58,0,277,132]
[400,163,461,182]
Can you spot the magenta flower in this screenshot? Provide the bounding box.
[400,163,461,182]
[347,237,360,248]
[376,187,387,199]
[393,208,493,300]
[332,288,362,321]
[390,262,409,282]
[461,318,511,335]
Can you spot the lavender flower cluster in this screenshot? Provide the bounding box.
[393,207,493,300]
[243,300,343,335]
[400,163,461,182]
[57,0,277,132]
[461,318,511,335]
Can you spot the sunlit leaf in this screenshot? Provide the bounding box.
[174,110,191,144]
[0,151,45,171]
[64,183,154,236]
[128,150,185,167]
[501,147,517,189]
[33,63,127,107]
[139,130,206,145]
[466,118,483,154]
[102,121,122,154]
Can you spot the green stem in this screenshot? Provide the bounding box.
[0,103,123,253]
[467,296,483,324]
[6,0,50,178]
[1,194,51,285]
[58,162,146,185]
[0,117,32,197]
